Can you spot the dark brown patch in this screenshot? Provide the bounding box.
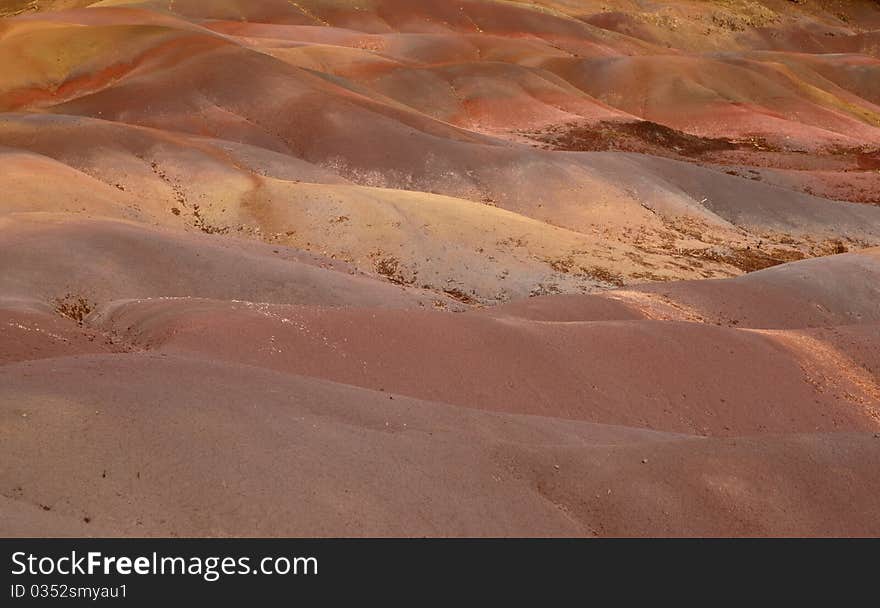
[527,120,740,157]
[54,294,95,325]
[581,266,626,287]
[684,247,806,273]
[443,288,477,304]
[372,254,413,286]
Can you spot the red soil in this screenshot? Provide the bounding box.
[1,0,880,537]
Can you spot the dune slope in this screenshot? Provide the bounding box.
[1,0,880,537]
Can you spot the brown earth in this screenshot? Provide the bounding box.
[1,0,880,537]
